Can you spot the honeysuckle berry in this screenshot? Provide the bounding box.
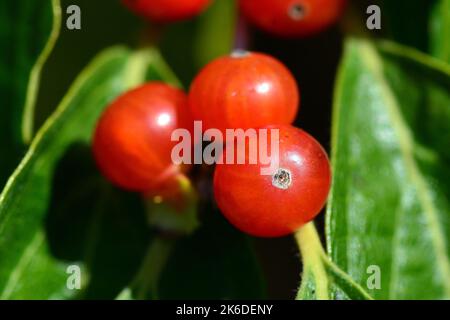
[188,50,299,134]
[213,125,331,237]
[239,0,347,38]
[93,82,193,193]
[122,0,212,23]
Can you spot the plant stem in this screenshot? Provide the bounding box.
[295,222,329,300]
[295,222,375,300]
[132,237,175,300]
[129,175,197,299]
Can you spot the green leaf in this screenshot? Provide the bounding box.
[0,46,161,299]
[430,0,450,63]
[45,144,151,299]
[327,38,450,299]
[116,288,133,300]
[0,0,61,187]
[160,0,236,86]
[296,223,372,300]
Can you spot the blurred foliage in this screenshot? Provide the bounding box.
[382,0,435,53]
[158,197,265,299]
[34,0,142,130]
[160,0,236,87]
[383,0,449,63]
[0,0,58,189]
[430,0,450,63]
[46,143,150,299]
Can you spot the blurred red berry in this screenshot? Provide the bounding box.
[239,0,347,38]
[189,51,299,134]
[214,125,331,237]
[122,0,212,23]
[93,82,193,193]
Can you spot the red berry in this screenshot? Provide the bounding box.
[239,0,347,38]
[189,51,299,134]
[93,82,193,193]
[213,125,331,237]
[122,0,212,23]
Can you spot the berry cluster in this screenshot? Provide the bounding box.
[93,0,339,237]
[122,0,347,38]
[93,51,331,237]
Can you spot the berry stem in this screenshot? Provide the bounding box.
[138,22,165,48]
[294,222,330,299]
[234,13,250,50]
[339,1,371,37]
[146,174,199,235]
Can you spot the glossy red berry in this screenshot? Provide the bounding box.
[213,125,331,237]
[189,51,299,134]
[122,0,212,23]
[239,0,347,38]
[93,82,193,193]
